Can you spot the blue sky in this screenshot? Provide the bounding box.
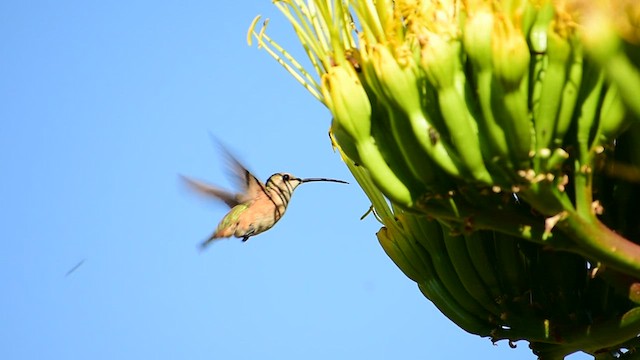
[1,2,588,359]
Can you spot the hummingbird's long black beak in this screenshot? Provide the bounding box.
[300,178,349,184]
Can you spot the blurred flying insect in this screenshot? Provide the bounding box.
[428,127,440,145]
[182,144,348,249]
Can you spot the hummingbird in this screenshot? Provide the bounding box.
[182,146,348,249]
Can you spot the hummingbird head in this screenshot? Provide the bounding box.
[265,173,348,194]
[266,173,304,194]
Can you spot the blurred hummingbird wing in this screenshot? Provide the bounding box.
[213,139,267,203]
[180,175,241,208]
[234,163,267,203]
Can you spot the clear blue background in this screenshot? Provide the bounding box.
[1,2,589,359]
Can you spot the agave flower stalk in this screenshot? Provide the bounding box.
[249,0,640,357]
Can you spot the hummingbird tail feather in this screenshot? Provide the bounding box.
[199,234,222,250]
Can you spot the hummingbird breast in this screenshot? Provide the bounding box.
[212,193,289,240]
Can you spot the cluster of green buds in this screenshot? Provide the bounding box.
[249,0,640,357]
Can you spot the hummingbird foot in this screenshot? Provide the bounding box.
[240,228,255,242]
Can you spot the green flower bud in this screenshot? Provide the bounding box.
[463,8,494,71]
[492,19,530,90]
[321,65,371,143]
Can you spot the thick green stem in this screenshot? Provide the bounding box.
[558,213,640,278]
[416,199,551,244]
[573,161,593,218]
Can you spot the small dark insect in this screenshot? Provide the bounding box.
[428,127,440,145]
[65,259,85,277]
[328,49,361,72]
[345,49,362,73]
